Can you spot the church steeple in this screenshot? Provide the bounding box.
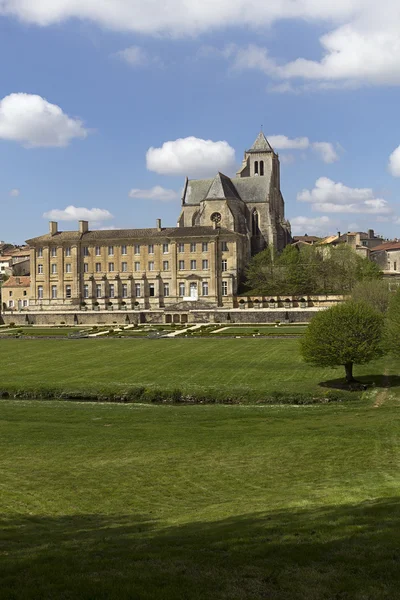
[248,131,274,153]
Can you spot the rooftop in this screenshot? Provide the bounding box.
[2,276,30,288]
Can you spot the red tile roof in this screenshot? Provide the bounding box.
[370,242,400,252]
[2,276,30,288]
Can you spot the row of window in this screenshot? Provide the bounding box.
[8,300,29,308]
[38,259,229,274]
[37,241,229,258]
[37,281,229,300]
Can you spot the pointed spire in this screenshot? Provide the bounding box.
[205,172,240,200]
[248,131,273,153]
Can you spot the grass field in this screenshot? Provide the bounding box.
[212,325,307,335]
[1,396,400,599]
[0,337,390,397]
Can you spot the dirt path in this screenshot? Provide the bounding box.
[373,370,390,408]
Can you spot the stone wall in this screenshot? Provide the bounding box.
[1,307,322,326]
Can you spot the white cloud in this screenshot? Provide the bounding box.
[129,186,179,202]
[146,136,236,177]
[291,215,333,236]
[9,188,20,197]
[268,135,310,150]
[266,135,338,163]
[115,46,161,68]
[0,93,88,148]
[43,205,113,222]
[3,1,400,87]
[312,142,339,164]
[388,145,400,177]
[280,153,296,165]
[297,177,391,214]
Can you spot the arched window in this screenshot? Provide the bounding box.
[254,161,259,175]
[260,160,264,176]
[252,210,259,236]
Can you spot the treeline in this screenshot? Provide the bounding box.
[245,244,382,295]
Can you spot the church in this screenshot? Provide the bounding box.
[26,132,291,312]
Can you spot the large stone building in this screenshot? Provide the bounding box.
[25,132,291,312]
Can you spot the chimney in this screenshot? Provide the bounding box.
[368,229,374,239]
[49,221,58,236]
[79,220,89,234]
[156,218,162,231]
[337,231,341,238]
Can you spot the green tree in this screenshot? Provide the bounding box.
[385,288,400,356]
[245,247,277,293]
[351,280,391,314]
[300,301,384,383]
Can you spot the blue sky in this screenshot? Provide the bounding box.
[1,1,400,243]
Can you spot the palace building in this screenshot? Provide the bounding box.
[25,132,291,312]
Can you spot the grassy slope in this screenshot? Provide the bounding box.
[0,337,389,396]
[1,398,400,599]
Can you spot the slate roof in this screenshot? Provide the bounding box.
[26,226,238,245]
[184,171,270,206]
[2,276,30,288]
[247,131,274,153]
[205,173,242,201]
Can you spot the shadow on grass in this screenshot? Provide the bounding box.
[319,374,400,391]
[1,498,400,599]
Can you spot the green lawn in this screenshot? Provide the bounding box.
[1,327,91,337]
[212,325,307,335]
[0,337,390,397]
[1,397,400,599]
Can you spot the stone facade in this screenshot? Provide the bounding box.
[1,276,30,311]
[22,132,291,313]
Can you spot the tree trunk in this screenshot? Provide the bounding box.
[345,362,355,383]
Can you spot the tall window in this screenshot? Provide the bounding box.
[178,243,185,253]
[134,262,140,272]
[163,260,169,271]
[163,243,169,254]
[84,285,89,299]
[202,259,209,270]
[51,285,57,299]
[96,285,102,298]
[149,283,155,297]
[122,262,128,272]
[109,284,115,298]
[148,261,155,271]
[51,247,57,257]
[108,246,114,256]
[221,241,228,251]
[179,282,185,296]
[83,263,89,273]
[38,247,43,258]
[252,210,259,236]
[121,245,127,255]
[202,242,208,252]
[190,242,196,252]
[190,259,197,270]
[95,262,101,272]
[83,246,89,257]
[38,286,43,299]
[8,300,14,308]
[134,244,140,255]
[51,264,57,274]
[66,285,72,299]
[108,262,114,272]
[122,284,128,298]
[178,260,185,270]
[135,283,141,297]
[95,246,101,256]
[260,160,264,176]
[163,283,170,297]
[221,259,228,272]
[38,264,43,274]
[222,281,228,296]
[65,247,71,257]
[395,262,398,271]
[66,263,72,273]
[202,281,209,296]
[254,160,259,175]
[148,244,154,254]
